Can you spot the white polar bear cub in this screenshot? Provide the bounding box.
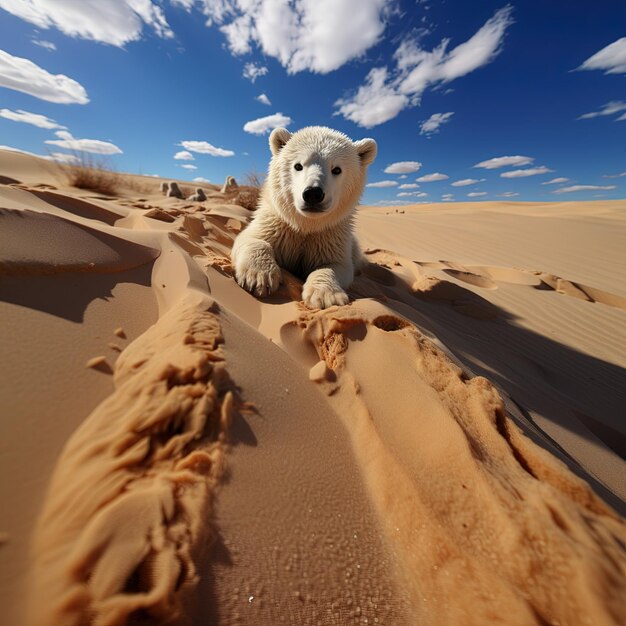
[231,126,377,309]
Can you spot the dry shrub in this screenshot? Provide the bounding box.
[61,153,121,195]
[243,169,266,188]
[227,185,261,210]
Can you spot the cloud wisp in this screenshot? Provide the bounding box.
[0,107,66,129]
[45,130,122,154]
[335,5,513,127]
[179,140,235,157]
[578,101,626,121]
[474,155,533,169]
[542,177,569,185]
[366,180,399,188]
[256,93,271,105]
[0,49,88,103]
[451,178,484,187]
[419,112,454,136]
[243,112,293,135]
[384,161,422,174]
[417,172,449,182]
[500,166,553,178]
[553,185,617,194]
[577,37,626,75]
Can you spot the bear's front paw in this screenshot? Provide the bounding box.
[302,281,349,309]
[236,262,282,297]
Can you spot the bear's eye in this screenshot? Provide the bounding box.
[331,166,342,176]
[294,163,303,171]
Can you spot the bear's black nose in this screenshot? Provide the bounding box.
[302,186,325,204]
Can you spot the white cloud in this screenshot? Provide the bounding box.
[419,111,454,135]
[497,191,518,197]
[335,6,513,126]
[603,171,626,179]
[180,163,197,170]
[256,93,271,105]
[384,160,422,174]
[417,172,448,182]
[0,0,173,47]
[397,191,428,197]
[367,180,399,188]
[0,49,88,103]
[398,183,419,189]
[174,150,194,160]
[193,176,211,183]
[243,62,268,82]
[179,140,235,157]
[0,107,65,129]
[474,155,533,169]
[468,191,487,197]
[553,185,617,194]
[243,112,293,135]
[335,66,409,128]
[185,0,392,75]
[45,130,122,154]
[577,37,626,75]
[32,39,56,51]
[451,178,484,187]
[500,166,553,178]
[541,177,569,185]
[441,194,455,201]
[578,101,626,120]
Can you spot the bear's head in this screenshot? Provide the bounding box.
[266,126,377,232]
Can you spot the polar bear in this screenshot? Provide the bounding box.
[231,126,377,309]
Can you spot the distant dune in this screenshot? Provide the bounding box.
[1,149,625,626]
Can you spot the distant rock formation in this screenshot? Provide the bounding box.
[166,181,184,199]
[160,181,169,194]
[187,188,207,202]
[221,176,238,194]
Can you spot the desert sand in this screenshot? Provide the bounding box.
[0,148,625,626]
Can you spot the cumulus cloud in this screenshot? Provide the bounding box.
[193,176,211,183]
[577,37,626,75]
[467,191,487,197]
[180,0,392,75]
[366,180,399,188]
[0,49,88,103]
[398,183,419,189]
[542,177,569,185]
[179,140,235,157]
[243,62,268,82]
[174,150,194,160]
[0,0,173,46]
[32,39,56,51]
[500,166,553,178]
[45,130,122,154]
[384,160,422,174]
[451,178,484,187]
[0,107,65,129]
[419,111,454,135]
[243,112,292,135]
[553,185,617,194]
[256,93,271,105]
[417,172,448,182]
[180,163,197,170]
[335,5,513,127]
[578,101,626,121]
[474,155,533,169]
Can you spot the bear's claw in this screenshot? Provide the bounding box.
[302,283,349,309]
[237,264,282,297]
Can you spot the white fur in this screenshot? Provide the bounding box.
[231,126,376,309]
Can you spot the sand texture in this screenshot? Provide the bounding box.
[0,149,625,625]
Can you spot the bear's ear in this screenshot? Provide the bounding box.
[269,128,292,155]
[354,138,377,166]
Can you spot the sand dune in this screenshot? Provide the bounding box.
[0,150,625,625]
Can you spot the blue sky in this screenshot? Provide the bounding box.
[0,0,624,204]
